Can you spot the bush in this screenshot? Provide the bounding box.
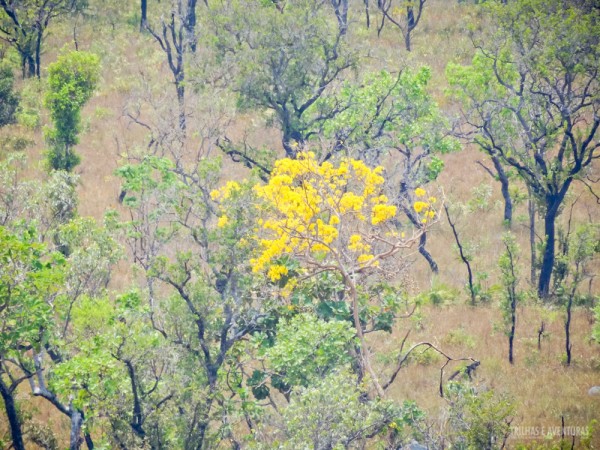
[0,63,18,126]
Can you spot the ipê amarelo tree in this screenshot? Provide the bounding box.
[213,152,438,397]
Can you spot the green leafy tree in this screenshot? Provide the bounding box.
[0,152,122,449]
[553,223,600,365]
[264,313,357,388]
[44,50,100,172]
[445,382,514,450]
[0,226,65,450]
[115,155,281,448]
[0,0,79,78]
[320,67,459,272]
[0,62,18,126]
[208,0,355,158]
[257,369,419,449]
[447,0,600,299]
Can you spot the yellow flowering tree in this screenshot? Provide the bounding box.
[213,152,437,397]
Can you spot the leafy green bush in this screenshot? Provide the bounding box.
[264,313,357,388]
[0,63,18,127]
[44,50,100,171]
[445,382,515,449]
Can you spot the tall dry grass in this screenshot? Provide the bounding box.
[1,0,598,447]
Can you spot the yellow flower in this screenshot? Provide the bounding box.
[371,204,397,225]
[357,254,374,266]
[217,215,229,228]
[348,234,363,251]
[267,264,288,282]
[415,187,426,197]
[250,151,399,272]
[414,201,429,213]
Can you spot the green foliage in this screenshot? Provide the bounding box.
[445,382,515,449]
[323,67,459,162]
[262,313,357,388]
[0,226,65,355]
[0,63,18,126]
[447,0,600,298]
[467,183,493,213]
[320,67,459,218]
[553,224,600,297]
[15,77,43,129]
[594,303,600,345]
[444,327,477,349]
[417,282,459,306]
[260,369,419,449]
[44,50,100,171]
[207,0,355,155]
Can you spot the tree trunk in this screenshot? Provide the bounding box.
[444,204,476,305]
[508,291,516,364]
[70,408,84,450]
[404,6,414,51]
[0,378,26,450]
[402,203,439,273]
[565,294,572,365]
[528,187,536,285]
[84,431,95,450]
[186,0,198,52]
[331,0,348,35]
[34,29,42,79]
[346,275,384,398]
[491,153,512,226]
[24,53,36,79]
[140,0,148,31]
[191,384,216,450]
[418,232,438,273]
[538,202,559,299]
[537,321,545,351]
[176,81,186,132]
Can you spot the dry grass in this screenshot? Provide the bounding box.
[375,304,600,446]
[1,0,599,447]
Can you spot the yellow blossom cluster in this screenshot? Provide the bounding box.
[211,181,243,229]
[267,264,289,282]
[250,152,398,273]
[413,187,437,223]
[210,181,241,201]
